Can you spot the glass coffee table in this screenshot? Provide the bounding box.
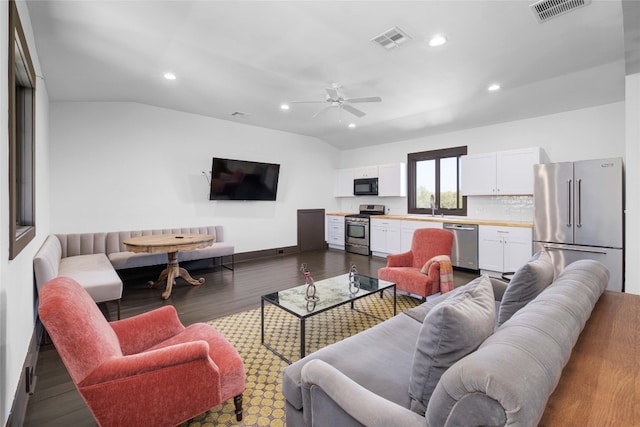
[261,273,396,364]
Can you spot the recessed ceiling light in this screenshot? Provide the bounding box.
[428,34,447,47]
[163,72,176,80]
[348,123,356,129]
[488,83,501,91]
[280,104,290,110]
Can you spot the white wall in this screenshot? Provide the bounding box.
[624,73,640,294]
[1,1,51,424]
[50,102,341,253]
[336,102,626,218]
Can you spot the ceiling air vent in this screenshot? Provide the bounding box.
[530,0,592,23]
[371,26,411,50]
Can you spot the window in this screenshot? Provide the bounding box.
[407,146,467,216]
[9,0,36,259]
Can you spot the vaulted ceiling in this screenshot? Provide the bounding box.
[27,1,635,150]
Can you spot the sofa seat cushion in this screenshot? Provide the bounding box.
[409,275,495,415]
[178,242,234,262]
[283,313,422,413]
[108,251,168,270]
[59,254,122,303]
[497,251,554,326]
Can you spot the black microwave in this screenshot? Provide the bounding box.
[353,178,378,196]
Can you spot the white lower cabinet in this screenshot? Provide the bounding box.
[400,221,443,253]
[478,225,532,275]
[326,215,345,250]
[370,218,401,257]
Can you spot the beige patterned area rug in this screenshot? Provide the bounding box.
[181,290,420,427]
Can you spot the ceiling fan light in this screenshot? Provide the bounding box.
[280,104,290,110]
[428,34,447,47]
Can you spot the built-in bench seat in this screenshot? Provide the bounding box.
[105,227,234,270]
[34,226,234,318]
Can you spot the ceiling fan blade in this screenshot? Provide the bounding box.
[325,87,339,100]
[288,100,326,104]
[342,104,366,118]
[312,105,334,118]
[344,96,382,103]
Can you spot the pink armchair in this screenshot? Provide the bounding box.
[38,276,245,426]
[378,228,454,299]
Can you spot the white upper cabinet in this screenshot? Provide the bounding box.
[377,163,406,197]
[460,153,497,196]
[334,168,354,197]
[353,166,378,179]
[461,147,542,196]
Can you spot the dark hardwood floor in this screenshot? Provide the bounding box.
[24,249,479,426]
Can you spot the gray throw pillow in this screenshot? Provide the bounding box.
[497,250,554,326]
[408,275,495,415]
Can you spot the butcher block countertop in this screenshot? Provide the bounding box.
[326,212,532,228]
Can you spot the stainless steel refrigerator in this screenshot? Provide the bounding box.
[533,158,624,291]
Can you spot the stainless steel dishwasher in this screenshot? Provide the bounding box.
[443,223,479,270]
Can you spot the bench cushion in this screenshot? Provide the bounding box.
[108,252,168,270]
[59,254,122,303]
[178,243,234,262]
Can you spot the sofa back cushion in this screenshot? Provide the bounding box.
[425,260,609,427]
[408,275,496,415]
[56,233,107,258]
[33,235,63,290]
[497,251,554,327]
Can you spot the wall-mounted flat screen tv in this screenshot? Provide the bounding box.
[209,157,280,201]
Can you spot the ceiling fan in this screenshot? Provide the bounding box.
[288,83,382,119]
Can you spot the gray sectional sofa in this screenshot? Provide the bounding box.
[283,255,610,427]
[33,226,234,318]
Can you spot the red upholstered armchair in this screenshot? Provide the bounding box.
[38,277,245,426]
[378,228,454,299]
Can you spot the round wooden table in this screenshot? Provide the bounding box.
[123,234,215,299]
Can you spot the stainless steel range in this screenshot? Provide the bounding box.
[345,204,386,256]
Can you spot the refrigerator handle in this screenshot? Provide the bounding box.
[566,179,572,227]
[576,178,582,228]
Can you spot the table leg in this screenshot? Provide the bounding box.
[393,285,396,316]
[147,251,206,299]
[147,268,169,288]
[177,266,205,286]
[261,299,265,345]
[161,252,180,299]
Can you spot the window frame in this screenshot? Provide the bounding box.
[407,146,467,216]
[9,0,37,260]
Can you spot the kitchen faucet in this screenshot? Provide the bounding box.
[430,194,436,217]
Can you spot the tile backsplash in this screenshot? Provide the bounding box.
[467,195,534,222]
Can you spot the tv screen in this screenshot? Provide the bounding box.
[209,157,280,201]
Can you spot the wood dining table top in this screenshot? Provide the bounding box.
[123,233,215,254]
